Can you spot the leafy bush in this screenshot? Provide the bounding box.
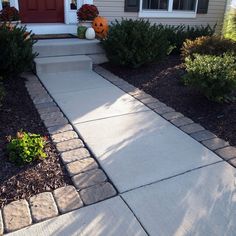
[102,19,172,68]
[181,36,236,59]
[7,131,47,166]
[160,24,215,53]
[0,6,20,22]
[224,8,236,42]
[183,53,236,102]
[0,24,37,78]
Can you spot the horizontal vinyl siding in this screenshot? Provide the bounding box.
[94,0,227,31]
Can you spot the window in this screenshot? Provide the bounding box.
[70,0,77,10]
[173,0,196,11]
[140,0,198,18]
[143,0,169,10]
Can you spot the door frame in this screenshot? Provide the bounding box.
[2,0,94,24]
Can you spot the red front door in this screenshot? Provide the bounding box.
[19,0,64,23]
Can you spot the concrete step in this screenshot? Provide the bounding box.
[34,39,104,58]
[35,55,92,75]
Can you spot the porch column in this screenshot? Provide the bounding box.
[10,0,19,9]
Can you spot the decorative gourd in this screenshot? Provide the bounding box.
[77,26,87,39]
[85,27,96,40]
[92,16,108,39]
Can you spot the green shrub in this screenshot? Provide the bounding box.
[7,131,47,166]
[101,19,172,68]
[0,24,37,78]
[160,24,215,53]
[224,8,236,42]
[183,53,236,102]
[181,36,236,59]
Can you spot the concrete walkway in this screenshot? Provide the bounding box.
[13,57,236,235]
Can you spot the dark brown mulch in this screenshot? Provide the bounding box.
[0,76,72,208]
[102,55,236,146]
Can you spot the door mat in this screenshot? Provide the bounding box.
[33,34,77,40]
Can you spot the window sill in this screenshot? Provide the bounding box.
[139,10,197,18]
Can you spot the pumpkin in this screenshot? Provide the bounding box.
[92,16,108,39]
[85,27,96,40]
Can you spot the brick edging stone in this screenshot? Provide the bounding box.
[93,65,236,165]
[0,72,117,235]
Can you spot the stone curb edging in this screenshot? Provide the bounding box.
[93,65,236,166]
[0,72,117,235]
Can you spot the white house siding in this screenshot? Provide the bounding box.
[94,0,227,31]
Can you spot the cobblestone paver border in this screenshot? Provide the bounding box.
[0,72,117,235]
[94,65,236,165]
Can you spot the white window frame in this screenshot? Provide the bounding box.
[139,0,199,18]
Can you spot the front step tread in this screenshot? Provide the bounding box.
[35,55,92,65]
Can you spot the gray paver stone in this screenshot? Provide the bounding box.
[60,148,90,164]
[51,131,78,144]
[29,192,58,223]
[66,158,98,176]
[180,123,205,134]
[35,102,57,110]
[72,169,107,189]
[44,116,68,128]
[56,139,84,152]
[154,106,175,115]
[48,124,73,135]
[190,130,217,142]
[33,96,53,105]
[40,111,64,121]
[80,182,117,205]
[227,158,236,168]
[202,138,229,151]
[215,146,236,160]
[29,91,49,99]
[2,200,32,233]
[37,106,60,115]
[0,211,3,235]
[171,117,193,127]
[162,112,184,121]
[146,101,166,109]
[133,92,153,101]
[140,97,160,105]
[53,186,83,213]
[118,84,137,93]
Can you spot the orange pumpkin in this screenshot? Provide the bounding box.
[92,16,108,39]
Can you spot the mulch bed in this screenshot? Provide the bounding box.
[102,55,236,146]
[0,76,72,208]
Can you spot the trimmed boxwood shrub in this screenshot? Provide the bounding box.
[160,24,215,54]
[101,19,172,68]
[0,24,37,78]
[183,53,236,102]
[224,8,236,42]
[181,36,236,59]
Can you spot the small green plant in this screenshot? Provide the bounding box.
[183,53,236,102]
[77,26,87,39]
[181,36,236,59]
[7,131,47,166]
[159,24,215,53]
[0,23,37,78]
[102,19,172,68]
[224,8,236,42]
